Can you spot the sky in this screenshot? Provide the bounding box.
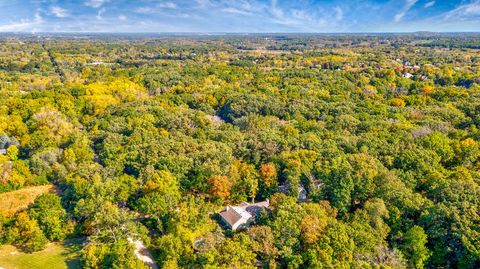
[0,0,479,33]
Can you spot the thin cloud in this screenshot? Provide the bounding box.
[424,1,435,8]
[0,20,38,32]
[51,6,69,18]
[270,0,284,18]
[159,2,177,9]
[222,8,253,16]
[444,0,480,20]
[395,0,418,22]
[0,0,478,33]
[134,2,177,15]
[85,0,109,8]
[334,7,343,21]
[196,0,212,9]
[0,11,43,32]
[96,7,106,20]
[135,7,154,14]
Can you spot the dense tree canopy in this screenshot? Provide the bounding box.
[0,33,479,268]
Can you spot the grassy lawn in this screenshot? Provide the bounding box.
[0,185,55,214]
[0,239,83,269]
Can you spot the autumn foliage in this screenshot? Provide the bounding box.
[391,97,406,107]
[260,163,277,187]
[208,175,232,200]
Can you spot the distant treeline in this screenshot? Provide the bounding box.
[419,38,480,49]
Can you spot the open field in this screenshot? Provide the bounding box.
[0,185,56,214]
[0,239,82,269]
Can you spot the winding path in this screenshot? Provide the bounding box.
[127,238,158,269]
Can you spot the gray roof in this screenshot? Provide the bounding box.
[244,201,269,216]
[219,206,245,227]
[219,200,269,228]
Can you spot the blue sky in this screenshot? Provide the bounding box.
[0,0,479,33]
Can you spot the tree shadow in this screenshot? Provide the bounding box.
[61,237,85,269]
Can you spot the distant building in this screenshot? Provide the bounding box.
[402,73,414,79]
[298,184,308,201]
[219,200,269,231]
[278,182,308,202]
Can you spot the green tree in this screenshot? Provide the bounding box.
[29,193,69,241]
[6,145,19,161]
[269,193,305,267]
[246,226,278,264]
[402,226,431,269]
[12,212,48,253]
[83,238,147,269]
[136,170,181,217]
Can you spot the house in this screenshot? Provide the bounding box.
[0,149,6,155]
[219,200,269,231]
[402,73,414,79]
[298,184,308,201]
[278,182,308,202]
[419,75,429,81]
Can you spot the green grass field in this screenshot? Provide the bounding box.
[0,239,82,269]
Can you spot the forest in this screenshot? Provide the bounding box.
[0,33,479,268]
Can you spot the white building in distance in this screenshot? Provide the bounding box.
[219,200,269,231]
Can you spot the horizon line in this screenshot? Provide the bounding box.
[2,31,480,35]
